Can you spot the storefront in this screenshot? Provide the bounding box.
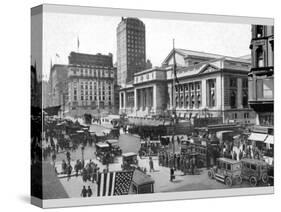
[247,126,274,165]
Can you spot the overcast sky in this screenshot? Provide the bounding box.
[32,12,251,80]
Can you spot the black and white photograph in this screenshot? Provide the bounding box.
[30,4,274,208]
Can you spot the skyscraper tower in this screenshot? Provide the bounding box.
[117,17,146,85]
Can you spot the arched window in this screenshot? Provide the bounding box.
[256,47,264,67]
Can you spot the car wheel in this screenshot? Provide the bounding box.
[225,177,232,187]
[250,176,257,187]
[236,175,242,185]
[208,170,213,179]
[262,173,268,184]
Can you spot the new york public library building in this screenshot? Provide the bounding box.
[119,48,256,125]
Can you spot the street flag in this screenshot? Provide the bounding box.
[97,171,134,196]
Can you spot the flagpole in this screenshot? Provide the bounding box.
[172,39,175,111]
[172,39,176,156]
[77,36,80,53]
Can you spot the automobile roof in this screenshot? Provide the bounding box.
[217,157,241,164]
[241,158,268,166]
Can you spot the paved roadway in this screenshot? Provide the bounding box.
[46,123,267,198]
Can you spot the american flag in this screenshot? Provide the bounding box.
[97,171,134,196]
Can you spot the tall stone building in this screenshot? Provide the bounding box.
[117,17,146,85]
[120,48,256,125]
[66,52,117,117]
[49,64,68,109]
[248,25,274,127]
[248,25,274,152]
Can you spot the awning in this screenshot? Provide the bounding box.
[265,135,274,145]
[248,133,267,142]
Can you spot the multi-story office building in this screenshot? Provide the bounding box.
[120,49,256,125]
[49,64,68,109]
[117,17,146,85]
[67,52,117,117]
[248,25,274,127]
[247,25,274,153]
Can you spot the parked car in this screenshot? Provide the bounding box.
[122,152,138,170]
[240,158,269,186]
[208,157,242,187]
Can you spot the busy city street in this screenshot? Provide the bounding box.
[30,11,274,203]
[38,116,273,199]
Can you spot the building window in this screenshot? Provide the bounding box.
[242,79,248,108]
[230,91,237,108]
[230,78,237,87]
[175,85,178,92]
[256,25,263,38]
[242,91,248,108]
[175,96,179,107]
[197,94,201,108]
[180,85,184,92]
[191,94,195,108]
[195,82,201,108]
[207,79,216,107]
[257,78,274,99]
[180,96,184,108]
[256,46,264,67]
[185,95,189,108]
[259,112,274,126]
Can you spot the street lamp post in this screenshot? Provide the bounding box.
[81,145,85,167]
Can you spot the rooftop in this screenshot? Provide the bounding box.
[162,48,251,66]
[132,169,155,185]
[241,158,268,166]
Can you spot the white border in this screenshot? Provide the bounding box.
[31,4,274,25]
[40,187,273,208]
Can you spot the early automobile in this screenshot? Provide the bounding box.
[240,158,269,186]
[208,157,242,187]
[106,139,122,156]
[122,152,138,170]
[95,142,114,164]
